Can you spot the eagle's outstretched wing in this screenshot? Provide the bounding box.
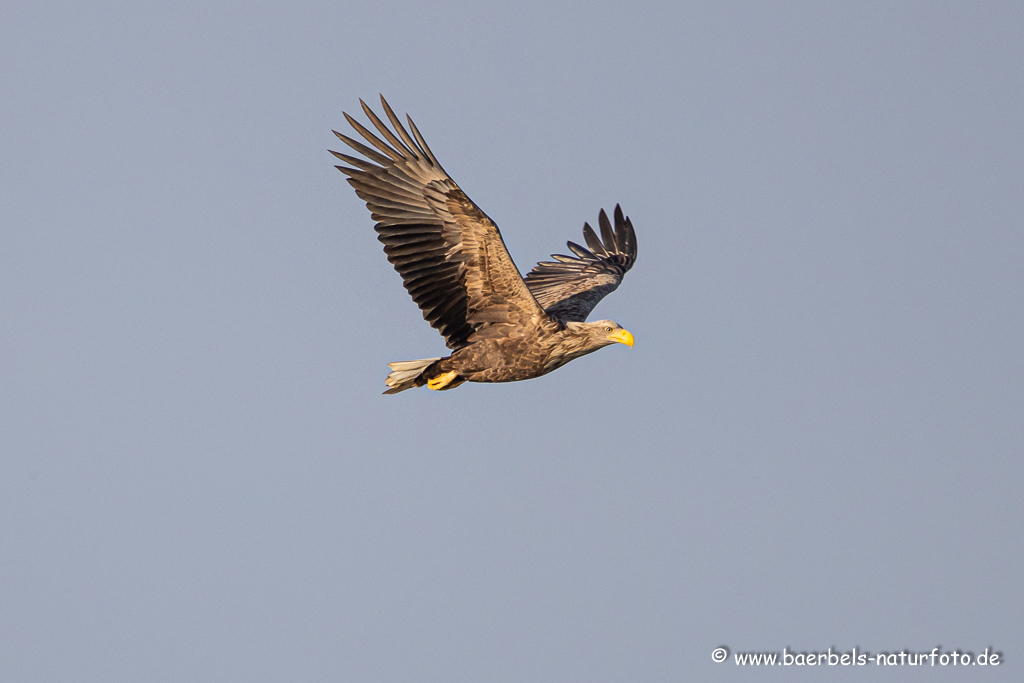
[523,205,637,322]
[331,96,549,349]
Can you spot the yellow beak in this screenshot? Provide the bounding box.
[607,328,634,347]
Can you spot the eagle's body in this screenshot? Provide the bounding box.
[331,97,638,393]
[398,319,628,388]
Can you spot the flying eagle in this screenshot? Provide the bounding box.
[331,97,637,393]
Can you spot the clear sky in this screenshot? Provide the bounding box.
[2,1,1022,681]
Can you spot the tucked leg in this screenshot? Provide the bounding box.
[427,371,461,391]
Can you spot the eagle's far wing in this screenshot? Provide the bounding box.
[331,96,549,349]
[523,205,637,322]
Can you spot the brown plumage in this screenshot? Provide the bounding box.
[330,96,638,393]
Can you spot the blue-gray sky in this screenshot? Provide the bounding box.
[2,1,1021,681]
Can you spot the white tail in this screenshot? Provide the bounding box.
[383,358,441,394]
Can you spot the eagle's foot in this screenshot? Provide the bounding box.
[427,371,462,391]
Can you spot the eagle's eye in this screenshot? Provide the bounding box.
[604,325,613,332]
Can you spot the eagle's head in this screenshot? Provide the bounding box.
[564,320,634,353]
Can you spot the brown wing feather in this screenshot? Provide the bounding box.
[523,205,638,322]
[331,96,550,349]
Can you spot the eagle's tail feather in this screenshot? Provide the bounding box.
[383,358,441,394]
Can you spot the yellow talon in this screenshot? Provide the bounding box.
[427,371,460,391]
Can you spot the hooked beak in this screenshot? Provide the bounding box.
[607,328,634,348]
